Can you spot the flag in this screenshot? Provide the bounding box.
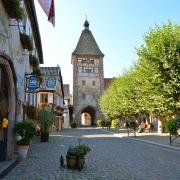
[48,0,55,26]
[38,0,55,26]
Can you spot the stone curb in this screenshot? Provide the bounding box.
[126,137,180,152]
[0,159,20,179]
[99,128,180,152]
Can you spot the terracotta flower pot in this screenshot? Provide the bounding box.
[66,155,85,170]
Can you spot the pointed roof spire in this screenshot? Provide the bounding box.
[72,20,104,57]
[84,19,89,29]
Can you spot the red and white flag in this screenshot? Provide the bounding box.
[38,0,55,27]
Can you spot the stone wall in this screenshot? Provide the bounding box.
[0,0,42,160]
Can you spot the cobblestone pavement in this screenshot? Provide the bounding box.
[3,128,180,180]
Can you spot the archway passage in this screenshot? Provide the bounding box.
[81,107,96,126]
[0,65,9,161]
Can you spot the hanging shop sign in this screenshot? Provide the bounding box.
[26,75,40,90]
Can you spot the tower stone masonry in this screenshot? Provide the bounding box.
[72,20,105,126]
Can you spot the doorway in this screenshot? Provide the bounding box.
[81,106,96,126]
[0,65,9,161]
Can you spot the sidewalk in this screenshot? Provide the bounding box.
[100,127,180,151]
[0,159,20,179]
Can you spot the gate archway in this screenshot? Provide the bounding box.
[81,106,96,126]
[0,55,16,161]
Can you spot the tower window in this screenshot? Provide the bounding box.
[92,81,96,86]
[85,69,92,73]
[82,80,86,85]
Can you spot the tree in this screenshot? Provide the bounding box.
[100,21,180,133]
[137,21,180,116]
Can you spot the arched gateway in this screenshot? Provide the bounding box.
[0,55,16,161]
[72,20,105,126]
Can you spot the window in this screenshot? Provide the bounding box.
[82,80,86,85]
[92,81,96,86]
[85,69,92,73]
[78,67,82,72]
[40,93,48,103]
[77,58,82,63]
[89,59,94,64]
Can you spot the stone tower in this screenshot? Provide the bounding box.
[72,20,104,126]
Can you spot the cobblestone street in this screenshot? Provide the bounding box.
[3,128,180,180]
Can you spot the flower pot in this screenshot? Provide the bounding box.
[66,155,77,169]
[18,145,29,159]
[77,156,85,170]
[41,132,49,142]
[66,155,85,170]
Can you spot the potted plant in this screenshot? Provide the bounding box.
[106,120,111,130]
[70,122,77,128]
[38,108,56,142]
[97,119,105,128]
[111,119,119,132]
[2,0,24,20]
[14,121,36,159]
[20,33,33,51]
[129,120,138,137]
[25,104,38,121]
[32,68,43,84]
[66,144,91,170]
[166,118,178,145]
[29,55,39,69]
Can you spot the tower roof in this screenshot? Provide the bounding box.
[72,20,104,57]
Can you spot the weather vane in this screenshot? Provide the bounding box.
[85,15,87,20]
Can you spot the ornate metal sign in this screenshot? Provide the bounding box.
[26,75,40,90]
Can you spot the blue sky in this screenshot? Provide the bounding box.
[34,0,180,92]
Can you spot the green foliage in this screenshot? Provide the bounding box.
[111,119,119,128]
[106,121,111,128]
[166,119,177,136]
[2,0,24,20]
[129,120,138,131]
[67,144,91,157]
[38,108,56,132]
[100,21,180,122]
[71,122,77,128]
[137,21,180,115]
[14,121,36,145]
[32,68,42,77]
[29,55,39,69]
[25,104,38,120]
[96,119,105,127]
[32,68,43,84]
[20,33,33,51]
